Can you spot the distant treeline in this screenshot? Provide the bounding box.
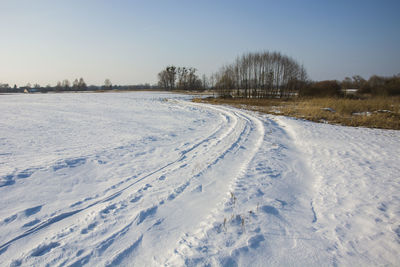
[3,50,399,97]
[302,74,400,97]
[0,78,159,93]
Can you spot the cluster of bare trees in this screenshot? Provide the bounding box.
[55,78,87,91]
[103,79,112,90]
[158,66,202,91]
[212,51,307,98]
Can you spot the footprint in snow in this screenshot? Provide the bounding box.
[394,226,400,239]
[130,195,142,203]
[248,234,265,249]
[260,205,280,216]
[53,157,86,171]
[30,242,60,257]
[192,185,202,193]
[138,184,152,192]
[17,169,35,179]
[220,256,238,267]
[0,177,15,187]
[1,169,35,188]
[137,206,158,225]
[275,199,287,207]
[81,222,98,234]
[3,214,17,224]
[24,205,42,217]
[101,204,117,215]
[377,202,388,212]
[22,219,41,228]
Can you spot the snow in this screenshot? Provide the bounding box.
[0,92,399,266]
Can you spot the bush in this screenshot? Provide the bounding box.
[349,74,400,96]
[300,80,341,97]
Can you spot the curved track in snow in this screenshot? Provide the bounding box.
[0,96,265,266]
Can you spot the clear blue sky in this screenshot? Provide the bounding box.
[1,0,399,86]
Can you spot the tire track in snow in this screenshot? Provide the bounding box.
[0,103,238,253]
[165,115,332,266]
[2,100,260,266]
[106,104,265,266]
[164,106,266,266]
[57,102,261,266]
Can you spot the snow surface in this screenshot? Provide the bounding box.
[0,92,399,266]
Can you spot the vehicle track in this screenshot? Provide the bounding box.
[1,100,265,266]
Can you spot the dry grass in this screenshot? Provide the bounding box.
[193,96,400,130]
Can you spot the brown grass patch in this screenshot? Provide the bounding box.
[193,96,400,130]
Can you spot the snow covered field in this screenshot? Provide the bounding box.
[0,92,399,266]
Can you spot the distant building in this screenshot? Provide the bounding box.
[342,88,358,95]
[23,88,39,93]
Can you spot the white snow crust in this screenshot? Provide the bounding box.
[0,92,399,266]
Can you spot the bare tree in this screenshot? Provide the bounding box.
[202,74,208,90]
[72,79,79,90]
[158,70,169,90]
[166,66,177,90]
[104,79,112,89]
[177,67,188,90]
[78,78,87,90]
[55,81,62,91]
[62,79,70,91]
[158,66,177,90]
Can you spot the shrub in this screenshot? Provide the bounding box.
[300,80,341,97]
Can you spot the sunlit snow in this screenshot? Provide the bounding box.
[0,92,399,266]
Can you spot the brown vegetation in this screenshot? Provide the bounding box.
[193,96,400,130]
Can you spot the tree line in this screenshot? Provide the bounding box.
[0,79,160,93]
[210,51,307,98]
[157,51,399,98]
[54,78,87,91]
[300,74,400,97]
[2,50,399,97]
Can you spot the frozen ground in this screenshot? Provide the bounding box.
[0,92,399,266]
